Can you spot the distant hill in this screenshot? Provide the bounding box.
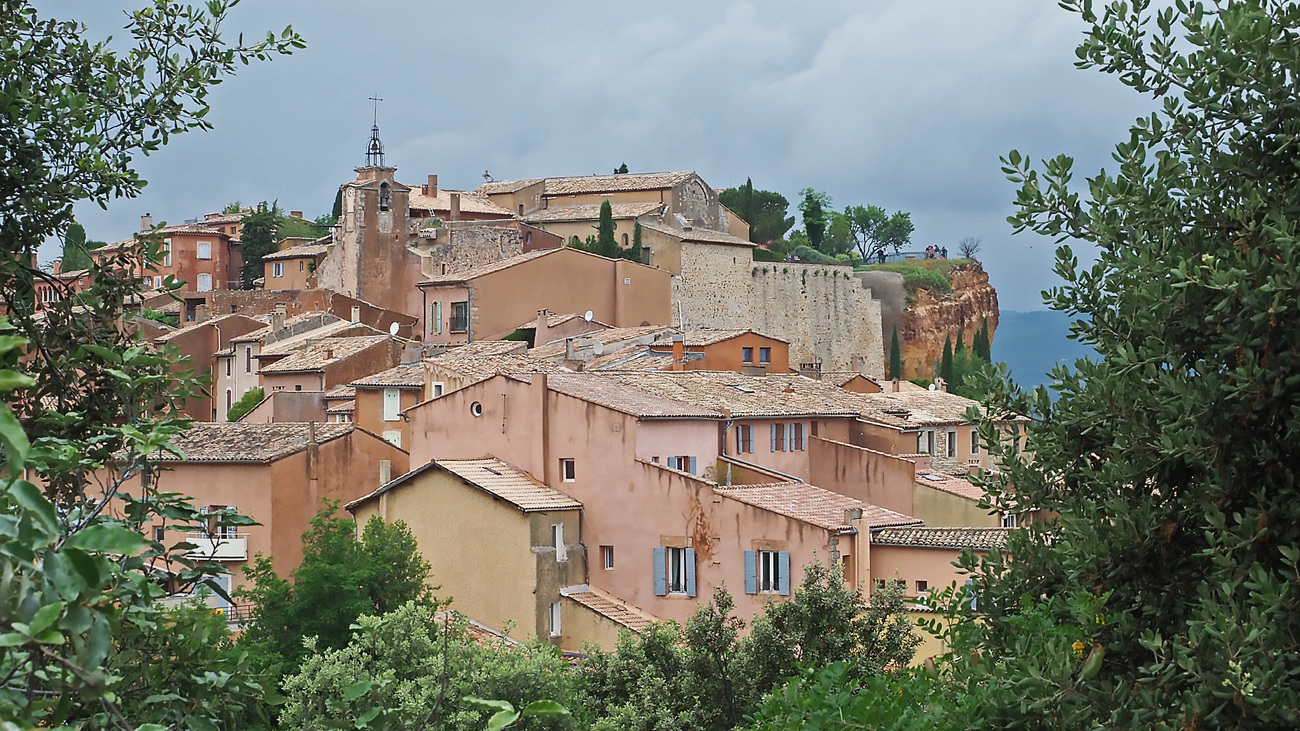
[993,310,1095,391]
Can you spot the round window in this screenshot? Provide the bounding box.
[470,401,483,417]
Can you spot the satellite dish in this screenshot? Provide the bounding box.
[928,383,937,391]
[584,310,594,322]
[592,342,604,355]
[388,321,400,336]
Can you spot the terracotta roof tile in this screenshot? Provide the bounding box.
[582,345,676,371]
[640,222,755,247]
[542,171,695,196]
[914,471,985,502]
[427,350,569,384]
[524,201,663,223]
[529,326,675,360]
[326,400,355,414]
[561,585,661,632]
[546,373,723,419]
[261,243,330,260]
[154,313,258,343]
[446,340,530,357]
[407,187,514,217]
[650,328,787,348]
[439,458,582,512]
[350,361,425,388]
[324,385,356,400]
[159,422,353,463]
[258,335,393,374]
[856,390,983,428]
[870,527,1012,551]
[595,371,862,419]
[475,178,545,195]
[714,482,919,531]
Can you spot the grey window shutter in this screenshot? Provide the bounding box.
[685,548,697,597]
[770,424,777,451]
[653,547,667,596]
[744,550,758,594]
[688,456,697,475]
[778,551,792,596]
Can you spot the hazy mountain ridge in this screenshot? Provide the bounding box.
[992,309,1095,390]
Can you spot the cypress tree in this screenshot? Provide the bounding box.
[632,221,643,263]
[940,335,954,382]
[955,328,965,354]
[888,326,902,380]
[61,221,92,271]
[596,200,617,258]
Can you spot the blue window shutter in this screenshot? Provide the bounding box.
[653,547,667,596]
[688,456,697,475]
[770,424,777,451]
[685,548,697,597]
[778,551,792,596]
[744,551,758,594]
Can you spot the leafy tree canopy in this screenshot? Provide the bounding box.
[844,204,913,259]
[797,188,831,252]
[225,386,264,421]
[718,179,795,245]
[61,221,93,271]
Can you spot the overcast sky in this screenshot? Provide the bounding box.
[47,1,1152,311]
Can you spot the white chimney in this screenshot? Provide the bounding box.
[140,213,153,232]
[351,305,361,323]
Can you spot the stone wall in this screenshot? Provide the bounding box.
[672,245,885,376]
[410,221,524,278]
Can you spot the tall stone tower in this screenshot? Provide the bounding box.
[316,121,423,322]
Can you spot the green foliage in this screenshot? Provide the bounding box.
[843,204,914,260]
[747,662,971,731]
[888,326,902,380]
[797,189,830,252]
[790,246,839,265]
[281,601,577,731]
[61,222,93,271]
[239,505,434,670]
[226,386,264,421]
[239,201,280,288]
[614,162,629,174]
[856,258,954,294]
[974,317,991,361]
[279,214,325,240]
[138,307,178,327]
[632,221,643,259]
[932,1,1300,727]
[719,179,795,245]
[596,200,617,256]
[0,2,300,727]
[752,247,781,263]
[939,336,953,382]
[580,562,918,731]
[223,201,244,214]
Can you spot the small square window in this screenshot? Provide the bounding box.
[759,347,771,364]
[152,526,165,542]
[602,545,614,570]
[561,459,576,482]
[916,580,929,593]
[742,347,754,363]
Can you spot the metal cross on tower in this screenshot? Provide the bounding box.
[365,94,385,167]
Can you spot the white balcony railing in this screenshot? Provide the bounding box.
[185,533,249,561]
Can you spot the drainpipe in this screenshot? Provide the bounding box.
[538,372,549,485]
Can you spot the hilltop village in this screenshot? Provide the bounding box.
[38,134,1019,657]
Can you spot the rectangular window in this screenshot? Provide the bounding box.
[654,546,696,597]
[163,240,172,267]
[553,524,567,562]
[561,458,576,482]
[225,389,232,412]
[736,424,753,454]
[196,273,212,292]
[245,346,252,373]
[771,423,786,452]
[153,275,163,289]
[759,347,771,364]
[383,388,401,421]
[431,382,445,398]
[790,423,805,451]
[225,357,231,377]
[197,241,212,259]
[745,550,791,595]
[742,347,754,363]
[449,301,469,333]
[300,260,305,272]
[602,545,614,570]
[152,526,165,542]
[947,430,957,458]
[272,262,284,278]
[917,430,935,455]
[916,580,929,593]
[971,428,980,454]
[432,301,442,335]
[548,601,561,637]
[1001,512,1019,528]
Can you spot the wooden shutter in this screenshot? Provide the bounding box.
[653,547,667,596]
[685,548,697,597]
[778,551,792,596]
[744,550,758,594]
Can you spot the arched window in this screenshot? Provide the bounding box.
[622,233,629,247]
[378,182,391,212]
[570,236,580,246]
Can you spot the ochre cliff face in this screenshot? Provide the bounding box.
[900,262,999,380]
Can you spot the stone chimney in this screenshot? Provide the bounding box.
[194,303,210,323]
[140,213,153,232]
[400,340,422,364]
[290,210,303,219]
[426,174,438,197]
[324,346,334,360]
[449,192,461,221]
[271,303,287,332]
[350,305,361,323]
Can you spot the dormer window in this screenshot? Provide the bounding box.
[378,182,392,212]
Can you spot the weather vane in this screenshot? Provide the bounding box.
[366,93,385,167]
